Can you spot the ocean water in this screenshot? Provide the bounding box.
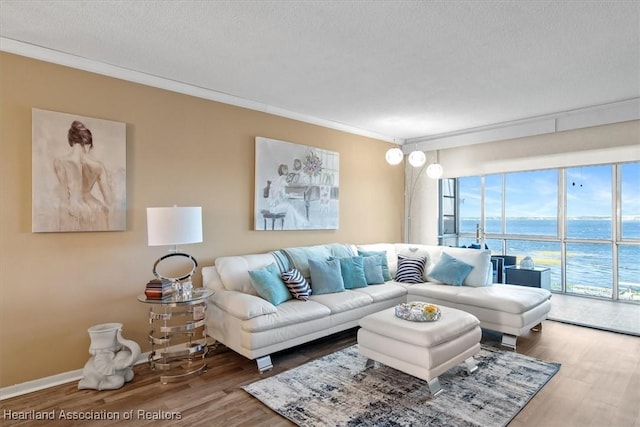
[459,219,640,298]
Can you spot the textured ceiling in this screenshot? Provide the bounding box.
[1,1,639,143]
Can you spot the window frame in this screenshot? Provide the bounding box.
[446,161,639,303]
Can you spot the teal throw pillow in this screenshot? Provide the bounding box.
[248,263,292,305]
[362,255,385,285]
[358,250,391,281]
[308,258,345,295]
[428,252,474,286]
[330,256,368,289]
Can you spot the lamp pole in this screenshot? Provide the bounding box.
[405,162,428,243]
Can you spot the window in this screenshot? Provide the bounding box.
[621,163,640,239]
[485,174,502,234]
[619,163,640,300]
[441,178,456,235]
[566,242,612,298]
[459,176,481,235]
[505,170,557,236]
[619,245,640,300]
[446,162,639,302]
[566,165,611,239]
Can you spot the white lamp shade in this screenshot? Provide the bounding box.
[385,147,404,165]
[408,150,426,167]
[147,206,203,246]
[426,163,444,179]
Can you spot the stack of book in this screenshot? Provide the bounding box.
[144,278,176,300]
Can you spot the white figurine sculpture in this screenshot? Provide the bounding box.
[78,323,141,391]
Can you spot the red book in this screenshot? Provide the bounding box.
[144,288,176,299]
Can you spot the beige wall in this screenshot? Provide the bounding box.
[0,53,404,387]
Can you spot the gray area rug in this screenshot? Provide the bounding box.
[243,344,560,427]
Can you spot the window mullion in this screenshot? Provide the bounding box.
[559,167,566,293]
[612,164,620,300]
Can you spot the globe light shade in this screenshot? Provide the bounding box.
[408,150,426,167]
[426,163,444,179]
[385,147,404,165]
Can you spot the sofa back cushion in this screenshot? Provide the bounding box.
[205,243,493,296]
[275,244,334,282]
[214,253,276,294]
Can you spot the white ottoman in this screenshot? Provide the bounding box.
[358,305,481,397]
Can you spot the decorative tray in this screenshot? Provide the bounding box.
[394,301,441,322]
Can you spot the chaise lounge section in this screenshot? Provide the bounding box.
[360,243,552,350]
[202,242,551,371]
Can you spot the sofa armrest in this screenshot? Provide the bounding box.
[211,289,277,320]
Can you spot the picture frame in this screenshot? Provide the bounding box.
[254,137,339,230]
[32,108,127,232]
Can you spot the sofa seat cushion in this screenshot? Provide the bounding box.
[244,300,331,333]
[309,290,373,314]
[408,283,550,315]
[456,285,551,314]
[407,282,465,301]
[352,282,407,303]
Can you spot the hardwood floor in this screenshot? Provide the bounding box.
[2,321,639,427]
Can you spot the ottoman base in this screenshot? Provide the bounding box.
[364,355,478,397]
[358,306,481,398]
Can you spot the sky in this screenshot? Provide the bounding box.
[459,162,640,219]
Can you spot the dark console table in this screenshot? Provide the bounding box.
[505,266,551,290]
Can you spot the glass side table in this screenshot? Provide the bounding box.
[137,288,214,384]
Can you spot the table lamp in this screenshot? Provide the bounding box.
[146,206,203,296]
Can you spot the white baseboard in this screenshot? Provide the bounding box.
[0,352,152,401]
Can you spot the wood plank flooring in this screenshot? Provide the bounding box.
[1,321,639,427]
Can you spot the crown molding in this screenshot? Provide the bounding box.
[3,38,637,149]
[0,37,396,143]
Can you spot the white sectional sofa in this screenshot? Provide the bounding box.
[202,243,551,371]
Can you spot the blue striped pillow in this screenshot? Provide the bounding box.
[395,255,427,284]
[281,269,312,301]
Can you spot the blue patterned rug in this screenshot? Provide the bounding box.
[243,344,560,427]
